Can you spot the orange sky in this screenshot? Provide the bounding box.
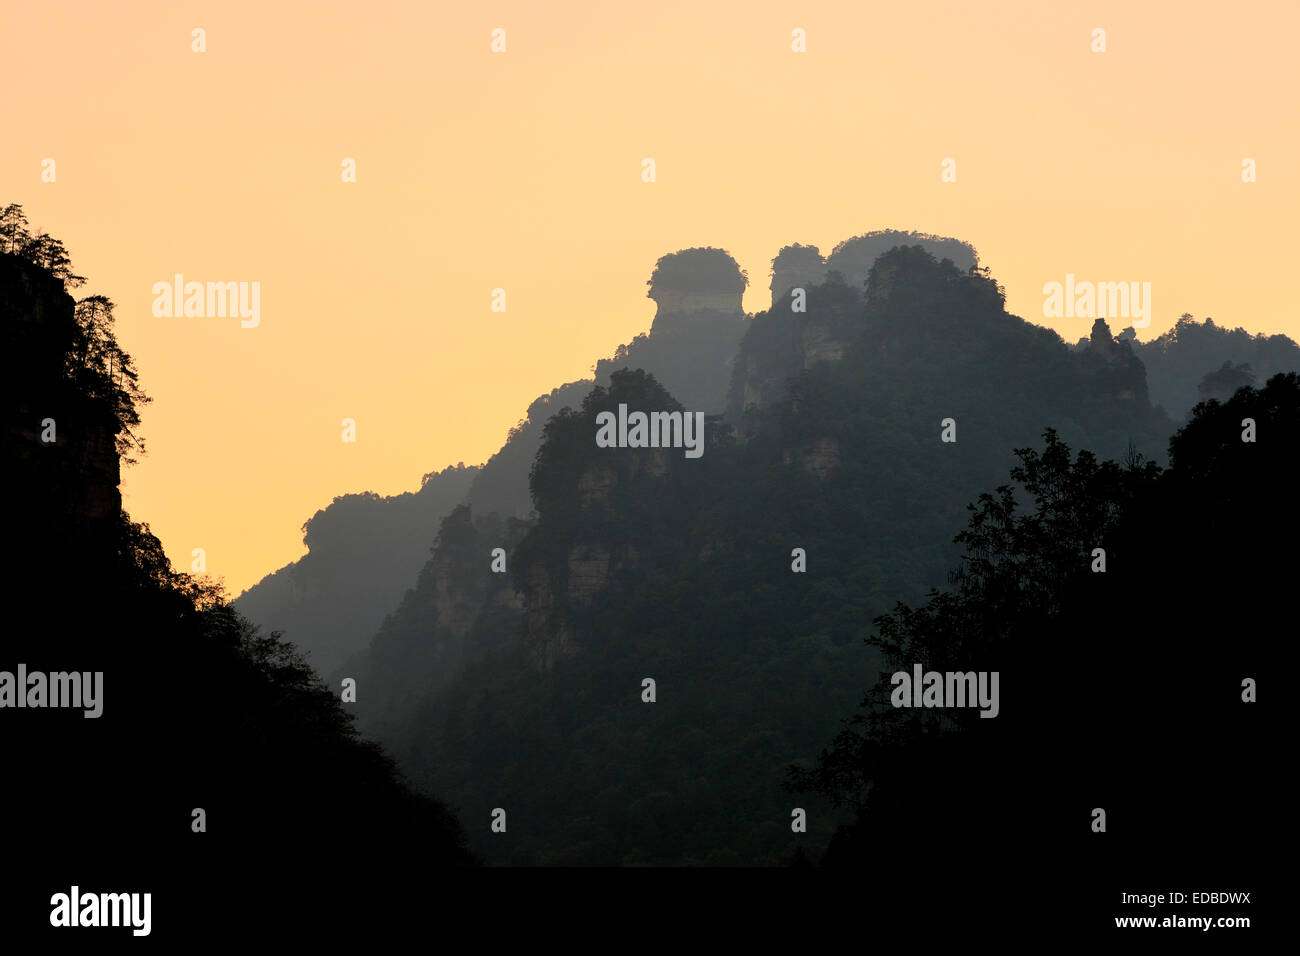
[5,0,1297,595]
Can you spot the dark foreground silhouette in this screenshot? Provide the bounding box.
[791,379,1283,923]
[1,213,476,940]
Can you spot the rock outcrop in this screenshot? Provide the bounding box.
[770,244,827,308]
[646,246,747,330]
[241,248,748,676]
[1084,318,1148,402]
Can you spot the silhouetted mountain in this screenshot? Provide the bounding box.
[223,226,1281,872]
[349,246,1182,864]
[235,464,478,675]
[1083,313,1300,420]
[241,238,983,686]
[2,211,476,933]
[239,246,751,675]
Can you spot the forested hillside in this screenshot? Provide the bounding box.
[354,247,1180,864]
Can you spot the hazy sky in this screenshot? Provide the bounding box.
[5,0,1297,595]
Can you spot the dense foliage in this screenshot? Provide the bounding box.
[791,375,1281,890]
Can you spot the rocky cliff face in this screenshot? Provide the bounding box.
[522,537,641,672]
[520,457,651,671]
[802,313,848,367]
[642,248,748,388]
[425,506,529,668]
[342,504,531,731]
[521,562,573,670]
[726,273,865,424]
[515,371,686,671]
[646,246,747,323]
[649,288,743,320]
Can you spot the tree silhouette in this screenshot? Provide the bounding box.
[789,375,1283,915]
[0,202,30,253]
